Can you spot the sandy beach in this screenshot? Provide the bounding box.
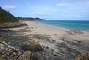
[23,20,89,39]
[8,20,89,60]
[1,0,89,59]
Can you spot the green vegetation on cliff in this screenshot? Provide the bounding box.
[0,7,18,23]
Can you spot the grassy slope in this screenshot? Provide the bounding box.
[0,7,27,28]
[0,7,18,23]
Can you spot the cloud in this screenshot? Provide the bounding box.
[2,5,16,10]
[53,0,89,20]
[30,6,58,16]
[56,0,89,7]
[2,0,88,20]
[56,3,71,7]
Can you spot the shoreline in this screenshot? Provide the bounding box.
[1,20,89,60]
[39,21,89,32]
[39,20,89,32]
[22,20,89,42]
[24,20,89,34]
[24,20,68,35]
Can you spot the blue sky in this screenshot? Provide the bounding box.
[0,0,89,20]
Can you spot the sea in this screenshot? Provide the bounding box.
[40,20,89,31]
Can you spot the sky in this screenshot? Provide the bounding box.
[0,0,89,20]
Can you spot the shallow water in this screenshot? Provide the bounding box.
[40,20,89,31]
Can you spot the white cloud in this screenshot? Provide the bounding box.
[56,3,71,6]
[30,6,58,16]
[56,0,89,7]
[2,5,16,10]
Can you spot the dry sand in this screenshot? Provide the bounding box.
[24,20,89,39]
[10,20,89,42]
